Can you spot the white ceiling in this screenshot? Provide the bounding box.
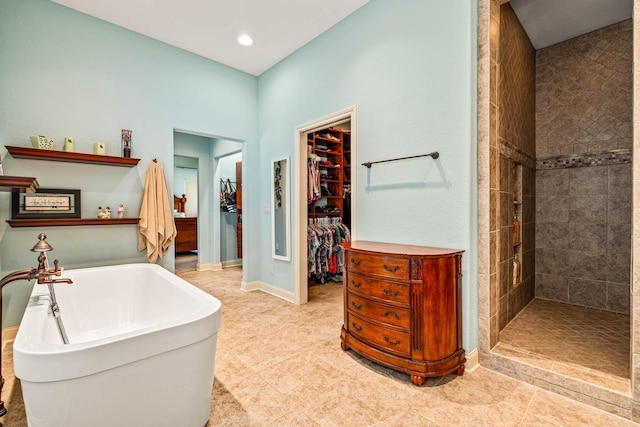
[510,0,633,49]
[50,0,370,76]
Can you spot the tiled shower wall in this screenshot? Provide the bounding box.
[536,164,631,313]
[535,21,632,314]
[536,20,632,158]
[490,3,536,339]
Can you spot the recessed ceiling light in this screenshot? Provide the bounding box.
[237,34,253,46]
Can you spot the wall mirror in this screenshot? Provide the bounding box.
[271,156,291,261]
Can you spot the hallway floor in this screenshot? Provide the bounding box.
[494,298,630,394]
[1,267,636,426]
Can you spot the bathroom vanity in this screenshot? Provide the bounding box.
[340,241,465,385]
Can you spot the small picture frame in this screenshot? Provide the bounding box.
[12,188,81,219]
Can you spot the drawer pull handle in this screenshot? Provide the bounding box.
[351,259,362,266]
[351,301,362,310]
[384,311,401,320]
[383,336,401,346]
[351,322,362,331]
[383,264,400,272]
[383,288,401,297]
[351,280,362,288]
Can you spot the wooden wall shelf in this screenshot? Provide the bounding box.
[5,146,140,167]
[0,176,39,193]
[7,218,140,228]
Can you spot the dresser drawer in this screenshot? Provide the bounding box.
[347,314,411,357]
[346,272,410,306]
[347,294,411,329]
[346,251,410,280]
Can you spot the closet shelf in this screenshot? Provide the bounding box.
[320,179,340,183]
[313,136,342,144]
[5,145,140,167]
[7,218,140,228]
[314,149,342,155]
[0,175,39,193]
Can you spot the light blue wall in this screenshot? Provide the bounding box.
[173,157,198,204]
[257,0,478,350]
[0,0,479,351]
[0,0,258,326]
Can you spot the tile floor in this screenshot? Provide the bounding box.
[0,258,637,426]
[494,298,630,393]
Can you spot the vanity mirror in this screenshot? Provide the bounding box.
[271,156,291,261]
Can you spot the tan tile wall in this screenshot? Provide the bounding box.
[536,20,633,158]
[498,4,536,159]
[493,3,536,335]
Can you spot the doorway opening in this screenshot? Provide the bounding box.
[294,107,357,305]
[173,130,245,279]
[173,154,199,273]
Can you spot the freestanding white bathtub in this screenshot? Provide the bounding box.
[13,263,222,427]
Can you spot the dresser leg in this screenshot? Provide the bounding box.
[410,375,426,386]
[455,364,465,375]
[340,339,348,351]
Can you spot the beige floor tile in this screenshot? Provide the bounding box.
[1,257,636,426]
[266,410,322,426]
[526,389,637,427]
[371,410,442,427]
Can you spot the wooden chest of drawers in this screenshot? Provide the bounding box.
[174,217,197,253]
[340,241,465,385]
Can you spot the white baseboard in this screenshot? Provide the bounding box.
[197,262,222,272]
[241,280,295,303]
[241,280,261,291]
[221,259,243,268]
[465,349,479,374]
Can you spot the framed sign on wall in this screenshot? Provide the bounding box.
[12,188,81,219]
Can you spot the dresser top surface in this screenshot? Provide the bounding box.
[343,241,464,257]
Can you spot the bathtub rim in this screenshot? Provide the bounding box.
[14,263,222,383]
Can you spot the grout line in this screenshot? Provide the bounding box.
[518,388,538,427]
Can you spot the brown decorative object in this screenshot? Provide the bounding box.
[5,145,140,167]
[121,129,132,158]
[173,194,187,213]
[340,241,465,385]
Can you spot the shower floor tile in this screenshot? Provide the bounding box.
[495,298,630,393]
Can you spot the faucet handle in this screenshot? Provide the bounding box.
[54,259,60,273]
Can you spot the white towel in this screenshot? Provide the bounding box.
[138,161,177,263]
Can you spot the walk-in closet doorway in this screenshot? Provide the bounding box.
[294,107,358,304]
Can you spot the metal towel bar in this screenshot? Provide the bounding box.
[362,151,439,168]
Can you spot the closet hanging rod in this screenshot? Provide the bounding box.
[362,151,439,168]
